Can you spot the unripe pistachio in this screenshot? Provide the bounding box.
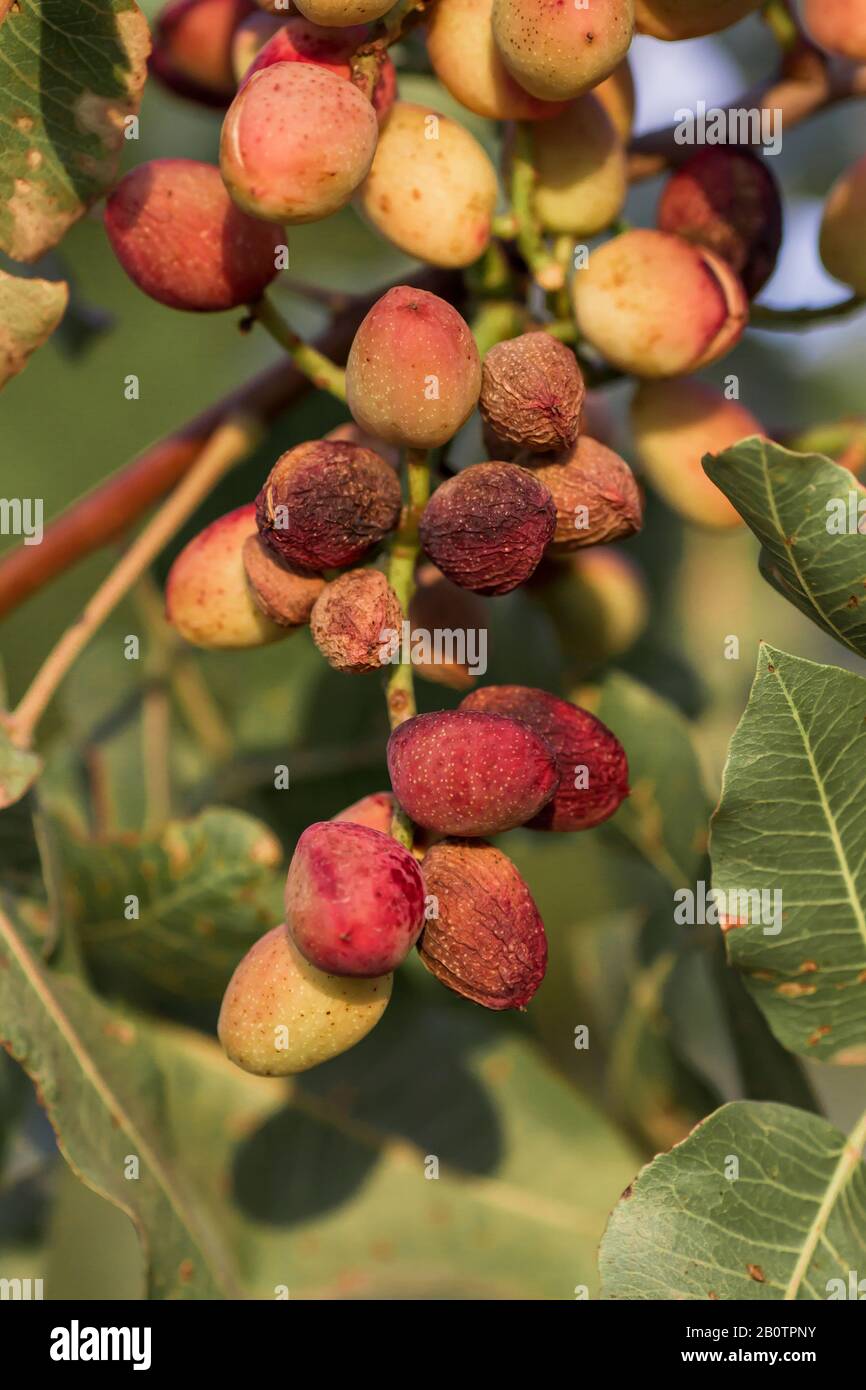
[242,533,324,627]
[572,229,748,378]
[218,924,391,1075]
[635,0,762,39]
[426,0,567,121]
[293,0,393,22]
[491,0,634,102]
[820,155,866,297]
[408,562,489,691]
[419,840,548,1009]
[529,94,627,238]
[630,377,762,529]
[658,148,782,298]
[480,333,585,454]
[310,568,403,674]
[357,102,498,269]
[241,16,397,119]
[151,0,254,106]
[530,437,643,551]
[594,59,636,141]
[285,821,426,976]
[105,160,283,312]
[255,440,402,569]
[166,504,289,649]
[803,0,866,60]
[346,286,482,450]
[461,685,629,831]
[387,709,559,836]
[419,462,556,595]
[220,62,378,223]
[537,548,650,665]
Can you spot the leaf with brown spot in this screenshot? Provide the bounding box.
[0,268,67,389]
[712,645,866,1064]
[0,0,150,261]
[601,1101,866,1300]
[0,899,238,1298]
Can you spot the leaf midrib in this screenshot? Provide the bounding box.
[769,653,866,955]
[758,442,853,651]
[784,1107,866,1299]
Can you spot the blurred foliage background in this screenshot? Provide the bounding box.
[1,8,865,1298]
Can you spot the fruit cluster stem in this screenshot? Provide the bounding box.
[7,415,260,749]
[252,294,348,401]
[385,447,431,849]
[511,125,565,293]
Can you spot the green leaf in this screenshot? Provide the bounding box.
[151,986,640,1300]
[703,438,866,657]
[0,0,150,261]
[0,725,42,809]
[582,671,711,888]
[600,1100,866,1301]
[0,268,67,388]
[0,900,239,1298]
[711,644,866,1065]
[55,808,284,1002]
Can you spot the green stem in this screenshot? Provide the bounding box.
[761,0,800,51]
[511,124,564,292]
[385,448,431,850]
[252,294,348,400]
[750,294,864,330]
[471,299,526,357]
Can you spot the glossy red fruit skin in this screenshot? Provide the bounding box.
[151,0,255,107]
[285,821,427,976]
[105,159,283,312]
[461,685,629,831]
[243,17,397,119]
[419,462,556,595]
[419,839,548,1010]
[387,709,559,836]
[657,148,782,299]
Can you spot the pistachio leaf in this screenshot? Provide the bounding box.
[0,724,42,809]
[0,0,150,261]
[600,1100,866,1300]
[54,808,284,1003]
[703,437,866,658]
[0,268,68,388]
[582,671,711,888]
[0,900,239,1298]
[711,644,866,1065]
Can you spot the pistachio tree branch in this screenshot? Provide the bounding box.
[0,270,458,619]
[7,416,260,749]
[627,48,866,182]
[749,294,864,328]
[251,294,348,400]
